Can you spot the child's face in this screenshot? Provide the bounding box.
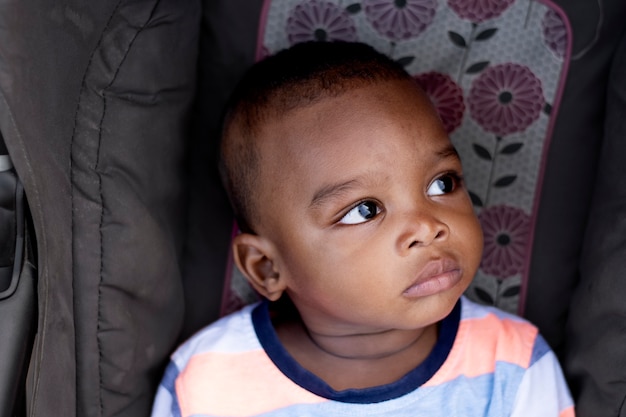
[253,79,483,335]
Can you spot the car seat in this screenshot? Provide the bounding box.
[1,0,625,416]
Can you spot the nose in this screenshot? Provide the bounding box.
[397,211,450,254]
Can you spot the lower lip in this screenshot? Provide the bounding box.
[402,270,462,298]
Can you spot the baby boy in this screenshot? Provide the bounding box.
[151,41,574,417]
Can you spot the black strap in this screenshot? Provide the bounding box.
[0,136,19,296]
[0,129,37,417]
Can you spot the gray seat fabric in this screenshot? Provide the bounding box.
[564,27,626,417]
[525,0,626,357]
[0,1,196,415]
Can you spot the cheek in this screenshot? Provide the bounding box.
[279,231,376,294]
[274,236,329,286]
[460,214,484,266]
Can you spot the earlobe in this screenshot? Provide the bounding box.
[232,233,285,301]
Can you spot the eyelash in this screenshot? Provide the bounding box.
[338,199,382,225]
[428,171,464,196]
[336,171,464,225]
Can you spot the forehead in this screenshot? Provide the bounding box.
[253,79,451,215]
[258,79,447,165]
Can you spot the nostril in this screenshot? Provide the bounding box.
[402,221,448,251]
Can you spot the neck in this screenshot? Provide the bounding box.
[275,316,439,390]
[303,325,432,361]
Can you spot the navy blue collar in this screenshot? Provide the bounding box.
[252,299,461,403]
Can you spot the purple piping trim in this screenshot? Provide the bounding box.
[255,0,273,61]
[518,0,573,316]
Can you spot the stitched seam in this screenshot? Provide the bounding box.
[69,1,124,415]
[94,1,163,415]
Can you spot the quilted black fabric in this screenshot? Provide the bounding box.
[0,1,198,415]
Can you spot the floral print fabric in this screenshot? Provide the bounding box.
[448,0,515,23]
[286,1,357,43]
[414,71,465,134]
[224,0,571,315]
[363,0,438,41]
[467,63,544,137]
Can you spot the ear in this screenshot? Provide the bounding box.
[232,233,286,302]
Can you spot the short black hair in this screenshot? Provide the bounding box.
[219,41,414,234]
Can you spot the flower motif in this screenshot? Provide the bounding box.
[478,205,530,279]
[363,0,437,41]
[286,0,357,45]
[414,72,465,134]
[468,63,544,136]
[447,0,514,23]
[542,9,568,58]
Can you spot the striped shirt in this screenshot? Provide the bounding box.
[151,296,575,416]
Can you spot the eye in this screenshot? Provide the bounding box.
[427,173,460,196]
[339,200,381,225]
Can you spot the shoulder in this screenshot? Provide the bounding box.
[426,298,573,415]
[152,303,264,417]
[171,302,262,368]
[457,296,549,369]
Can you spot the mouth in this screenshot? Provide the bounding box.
[402,258,462,298]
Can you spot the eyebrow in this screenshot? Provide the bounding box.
[309,143,460,209]
[437,144,461,161]
[309,179,364,209]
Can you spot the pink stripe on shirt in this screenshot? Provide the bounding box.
[176,349,326,417]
